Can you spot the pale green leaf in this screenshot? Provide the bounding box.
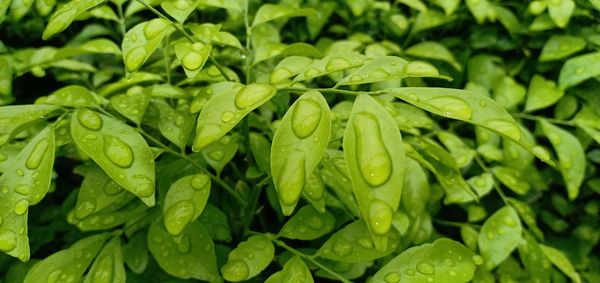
[478,206,522,270]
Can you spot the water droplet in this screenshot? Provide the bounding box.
[368,200,393,235]
[47,269,63,283]
[350,75,363,82]
[384,272,401,283]
[303,68,320,78]
[144,18,168,39]
[333,240,352,256]
[0,229,17,252]
[75,200,96,219]
[277,154,306,208]
[221,111,235,123]
[291,99,322,139]
[77,109,103,131]
[191,174,209,190]
[326,57,352,71]
[103,136,134,168]
[270,68,294,84]
[26,138,50,170]
[479,99,488,106]
[14,199,29,215]
[177,235,191,253]
[208,150,224,160]
[43,8,77,40]
[0,134,9,146]
[234,84,275,110]
[405,269,415,276]
[503,216,517,226]
[125,46,147,72]
[305,216,323,230]
[532,146,551,161]
[132,175,154,197]
[90,254,114,283]
[193,123,221,150]
[353,113,392,187]
[486,120,521,141]
[152,235,163,243]
[357,237,373,249]
[416,262,435,275]
[404,61,439,77]
[425,96,472,120]
[407,93,419,101]
[174,0,191,10]
[472,255,484,265]
[0,153,7,162]
[14,185,31,195]
[221,260,249,282]
[191,42,205,52]
[103,181,123,195]
[164,200,195,235]
[182,52,204,70]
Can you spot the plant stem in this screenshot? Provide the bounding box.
[278,87,378,96]
[116,3,127,36]
[264,234,354,283]
[513,113,576,127]
[474,155,509,205]
[137,127,247,205]
[163,36,171,84]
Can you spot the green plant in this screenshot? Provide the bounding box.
[1,0,600,282]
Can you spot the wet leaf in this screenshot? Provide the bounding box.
[162,173,210,235]
[83,237,125,283]
[121,19,172,74]
[278,205,335,240]
[558,52,600,89]
[42,0,103,39]
[478,206,522,270]
[540,244,582,283]
[252,4,317,27]
[265,256,313,283]
[539,35,586,61]
[220,234,274,282]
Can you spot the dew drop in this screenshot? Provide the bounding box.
[91,254,114,283]
[103,136,134,168]
[193,123,221,150]
[277,155,306,207]
[125,46,148,72]
[74,200,96,219]
[220,111,235,123]
[26,138,50,170]
[291,99,322,139]
[503,216,517,226]
[485,120,521,141]
[305,216,323,230]
[368,200,393,235]
[144,18,168,39]
[77,109,103,131]
[350,75,363,82]
[234,84,275,110]
[404,61,439,77]
[164,200,195,235]
[353,112,392,187]
[384,272,401,283]
[405,269,415,276]
[472,255,484,265]
[221,260,249,282]
[532,146,551,161]
[191,174,209,190]
[0,229,17,252]
[14,185,31,196]
[303,68,320,78]
[357,237,373,249]
[177,235,191,254]
[208,150,224,160]
[416,262,435,275]
[103,181,123,196]
[425,96,472,120]
[270,68,294,84]
[326,57,352,71]
[14,199,29,215]
[132,174,154,197]
[333,240,352,256]
[182,52,204,71]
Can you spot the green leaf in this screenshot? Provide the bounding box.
[251,4,317,27]
[98,72,163,97]
[122,19,172,74]
[71,164,135,220]
[540,121,585,199]
[433,0,460,15]
[201,134,239,175]
[148,220,219,281]
[400,158,429,218]
[71,109,156,206]
[36,85,106,108]
[278,205,335,240]
[253,42,322,66]
[302,171,326,212]
[122,231,149,274]
[370,238,479,283]
[42,0,104,39]
[83,237,125,283]
[23,233,111,283]
[412,10,454,34]
[270,56,313,84]
[0,105,60,146]
[466,0,496,24]
[405,41,461,71]
[110,86,150,125]
[193,83,276,151]
[478,206,522,270]
[316,220,399,263]
[540,244,582,283]
[249,132,271,174]
[524,74,564,112]
[491,166,530,195]
[0,126,55,261]
[160,0,199,23]
[518,232,552,283]
[386,87,553,164]
[397,0,427,12]
[343,94,404,250]
[271,90,331,215]
[558,52,600,89]
[154,99,194,149]
[198,204,232,242]
[506,198,544,240]
[437,131,475,168]
[163,173,210,235]
[174,41,212,78]
[220,234,274,282]
[492,76,526,110]
[548,0,575,28]
[337,57,450,86]
[265,256,314,283]
[68,199,148,231]
[539,35,586,62]
[445,173,493,204]
[319,150,361,217]
[292,52,367,82]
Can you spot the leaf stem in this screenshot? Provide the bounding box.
[264,234,354,283]
[136,126,247,205]
[116,3,127,36]
[513,113,576,127]
[278,87,378,96]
